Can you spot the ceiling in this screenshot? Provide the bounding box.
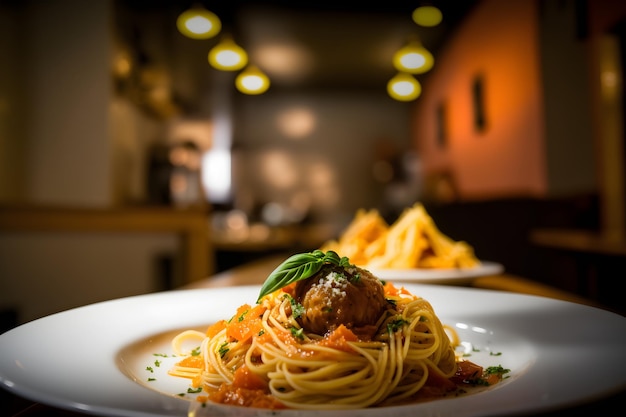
[117,1,479,95]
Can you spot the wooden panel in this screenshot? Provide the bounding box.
[0,205,214,284]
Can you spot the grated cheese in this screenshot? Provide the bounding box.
[312,271,348,298]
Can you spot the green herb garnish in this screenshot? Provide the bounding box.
[238,309,249,322]
[387,318,409,333]
[288,295,305,319]
[256,250,351,302]
[290,327,304,340]
[485,365,510,375]
[218,342,229,358]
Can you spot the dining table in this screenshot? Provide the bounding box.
[3,253,624,417]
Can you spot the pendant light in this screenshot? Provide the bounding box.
[208,36,248,71]
[176,4,221,39]
[412,5,443,27]
[392,38,434,74]
[235,65,270,95]
[387,72,421,102]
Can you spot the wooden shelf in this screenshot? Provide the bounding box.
[0,205,214,284]
[530,228,626,256]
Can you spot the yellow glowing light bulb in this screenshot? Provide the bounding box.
[208,37,248,71]
[387,73,421,101]
[392,40,434,74]
[412,6,443,27]
[235,66,270,95]
[176,7,221,39]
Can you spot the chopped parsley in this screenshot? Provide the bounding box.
[465,364,511,386]
[289,297,305,319]
[332,272,347,282]
[191,346,201,356]
[218,342,229,358]
[485,365,510,375]
[387,318,409,333]
[145,366,154,373]
[468,377,490,386]
[290,327,304,340]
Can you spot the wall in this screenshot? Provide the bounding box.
[539,0,596,197]
[231,90,413,225]
[586,0,626,235]
[21,0,112,206]
[413,0,548,200]
[0,0,181,326]
[0,2,27,202]
[412,0,624,204]
[0,232,177,323]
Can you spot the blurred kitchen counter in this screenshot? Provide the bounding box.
[210,221,337,272]
[0,204,213,284]
[212,221,336,251]
[529,227,626,313]
[530,227,626,256]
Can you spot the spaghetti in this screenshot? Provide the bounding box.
[169,250,504,409]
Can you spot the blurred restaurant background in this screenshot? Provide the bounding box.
[0,0,625,328]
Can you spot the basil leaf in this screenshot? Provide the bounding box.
[256,250,350,302]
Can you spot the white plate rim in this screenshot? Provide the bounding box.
[0,285,624,417]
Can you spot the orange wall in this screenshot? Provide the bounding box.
[412,0,547,199]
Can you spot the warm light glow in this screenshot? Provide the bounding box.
[208,37,248,71]
[168,119,213,151]
[307,161,340,210]
[260,151,297,189]
[235,65,270,95]
[387,73,421,101]
[412,6,443,27]
[255,43,314,84]
[202,149,231,203]
[393,40,434,74]
[276,107,316,139]
[176,7,221,39]
[112,48,132,79]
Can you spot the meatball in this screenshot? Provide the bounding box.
[293,264,387,337]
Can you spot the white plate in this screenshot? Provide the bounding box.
[0,285,624,417]
[367,261,504,284]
